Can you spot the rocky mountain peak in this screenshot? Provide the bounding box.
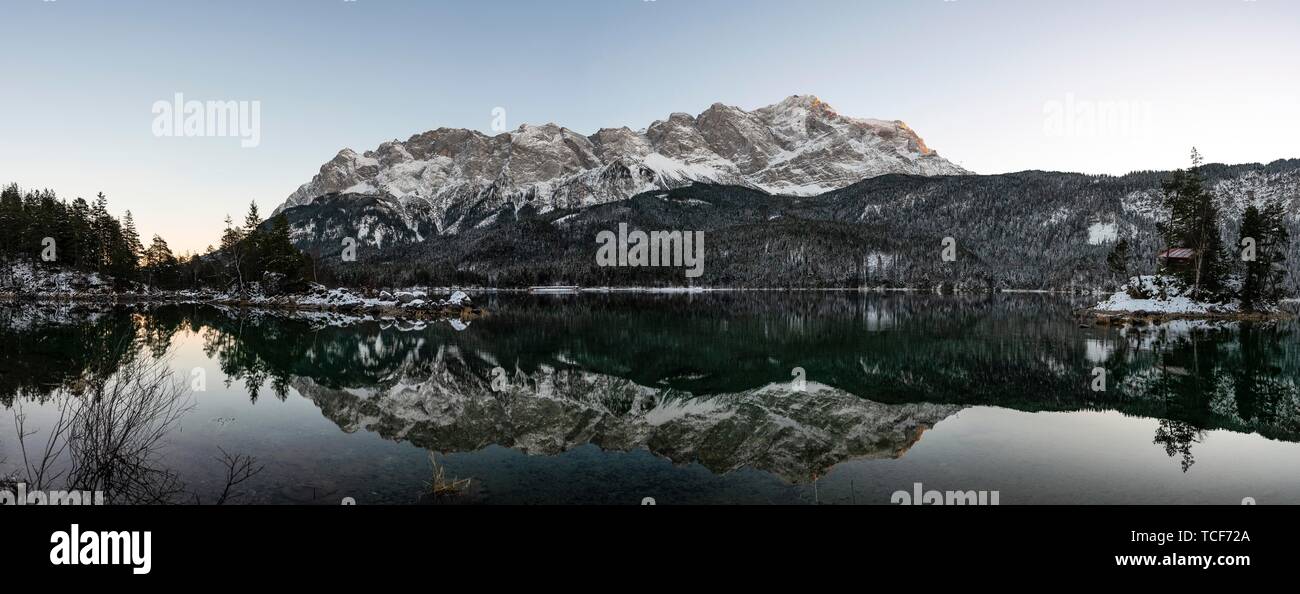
[275,95,969,228]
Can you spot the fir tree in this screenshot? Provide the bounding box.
[144,234,176,268]
[91,192,112,272]
[243,201,261,235]
[68,198,96,268]
[102,217,139,284]
[1160,148,1229,299]
[1260,198,1291,300]
[143,234,179,288]
[1106,238,1130,278]
[1238,198,1292,309]
[220,215,248,291]
[0,184,22,257]
[122,210,145,266]
[261,213,306,280]
[1238,205,1267,310]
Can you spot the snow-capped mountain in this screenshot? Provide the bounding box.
[292,159,1297,291]
[275,95,966,231]
[291,354,961,483]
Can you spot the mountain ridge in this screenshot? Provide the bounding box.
[284,159,1300,292]
[275,95,968,229]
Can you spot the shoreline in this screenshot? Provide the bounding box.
[0,285,1168,306]
[1082,275,1298,325]
[1078,307,1294,326]
[0,292,488,322]
[425,286,1097,295]
[4,290,1294,335]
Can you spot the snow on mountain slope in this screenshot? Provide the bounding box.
[275,95,967,230]
[292,357,961,483]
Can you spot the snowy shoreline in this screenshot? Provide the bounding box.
[1081,275,1293,323]
[0,284,1101,302]
[0,285,487,323]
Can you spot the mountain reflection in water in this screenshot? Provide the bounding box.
[2,293,1298,504]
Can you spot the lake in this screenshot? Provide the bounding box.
[2,293,1298,505]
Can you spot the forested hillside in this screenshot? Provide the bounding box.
[292,160,1300,292]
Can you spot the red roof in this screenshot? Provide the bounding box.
[1158,248,1196,259]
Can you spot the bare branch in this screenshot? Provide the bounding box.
[213,447,264,505]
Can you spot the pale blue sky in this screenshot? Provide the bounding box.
[2,0,1297,252]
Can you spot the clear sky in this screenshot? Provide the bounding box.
[2,0,1298,253]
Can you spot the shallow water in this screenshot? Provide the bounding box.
[2,293,1298,504]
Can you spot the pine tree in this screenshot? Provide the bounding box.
[241,201,268,281]
[32,190,62,268]
[0,184,22,258]
[122,210,145,267]
[68,198,95,268]
[220,215,247,292]
[1106,238,1130,278]
[1237,198,1292,308]
[102,217,138,284]
[1260,198,1291,300]
[91,192,112,272]
[243,201,261,235]
[261,213,305,280]
[144,234,176,268]
[143,234,179,288]
[1160,148,1229,299]
[1238,205,1267,310]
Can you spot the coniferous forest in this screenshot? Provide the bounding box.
[0,183,311,292]
[284,158,1298,297]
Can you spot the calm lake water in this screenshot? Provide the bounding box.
[2,293,1298,505]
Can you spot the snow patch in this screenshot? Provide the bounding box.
[1087,222,1118,245]
[1093,276,1240,314]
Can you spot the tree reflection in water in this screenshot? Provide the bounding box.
[2,294,1298,486]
